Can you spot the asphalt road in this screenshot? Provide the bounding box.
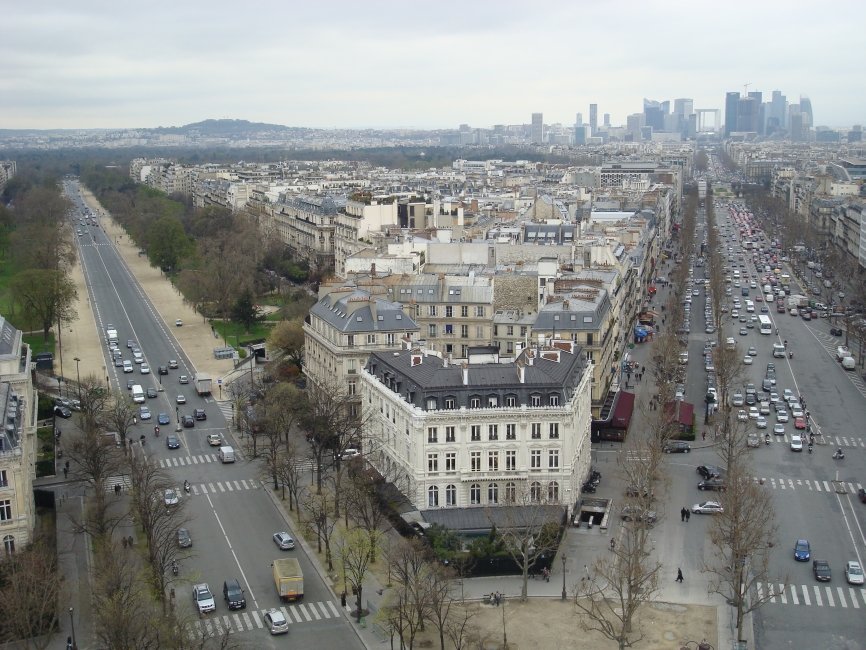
[64,180,361,649]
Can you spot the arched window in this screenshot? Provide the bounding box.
[2,535,14,557]
[428,485,439,507]
[446,484,457,506]
[548,481,560,502]
[470,483,481,505]
[504,482,516,503]
[488,483,499,504]
[530,481,542,502]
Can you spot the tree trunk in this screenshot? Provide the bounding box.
[356,585,363,623]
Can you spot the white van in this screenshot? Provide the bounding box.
[763,284,772,295]
[725,337,736,350]
[842,356,856,370]
[131,384,145,403]
[773,343,786,358]
[218,446,235,463]
[836,346,850,362]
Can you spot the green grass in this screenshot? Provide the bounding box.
[212,319,274,347]
[24,332,55,356]
[0,261,15,315]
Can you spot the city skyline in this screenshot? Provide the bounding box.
[2,0,862,131]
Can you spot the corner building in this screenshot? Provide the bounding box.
[360,342,592,515]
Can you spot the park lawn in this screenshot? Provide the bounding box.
[0,261,17,316]
[25,332,56,356]
[213,319,273,348]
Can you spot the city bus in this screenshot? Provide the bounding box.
[758,315,773,335]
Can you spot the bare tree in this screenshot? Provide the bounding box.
[274,439,306,512]
[381,538,432,649]
[102,394,138,449]
[301,487,337,571]
[337,528,376,623]
[0,536,62,649]
[343,470,388,562]
[423,562,464,650]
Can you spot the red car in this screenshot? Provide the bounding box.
[795,417,806,430]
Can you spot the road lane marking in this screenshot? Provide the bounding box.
[801,585,811,606]
[837,587,847,608]
[825,586,835,607]
[850,589,860,609]
[251,610,262,628]
[778,584,787,604]
[813,586,823,606]
[788,585,799,605]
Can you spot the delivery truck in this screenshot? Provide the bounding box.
[273,558,304,601]
[194,374,212,396]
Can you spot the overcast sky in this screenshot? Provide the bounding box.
[2,0,861,130]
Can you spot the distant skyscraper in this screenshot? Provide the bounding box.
[603,113,610,127]
[673,98,694,118]
[589,104,598,135]
[574,125,588,145]
[643,98,665,130]
[575,112,583,126]
[800,96,813,129]
[770,90,788,130]
[724,91,740,136]
[737,96,760,133]
[626,113,643,139]
[531,113,544,144]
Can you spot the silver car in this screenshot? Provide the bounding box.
[264,608,288,634]
[273,531,295,550]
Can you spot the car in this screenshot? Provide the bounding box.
[340,448,361,461]
[663,441,691,454]
[133,352,144,364]
[127,339,136,348]
[223,578,247,610]
[790,436,803,452]
[158,365,168,375]
[123,360,134,373]
[182,415,195,428]
[176,394,186,404]
[773,423,785,435]
[620,506,657,524]
[859,488,866,504]
[760,306,769,313]
[263,608,289,635]
[166,434,181,449]
[168,359,179,369]
[769,392,780,405]
[813,559,831,582]
[164,488,179,506]
[127,379,136,390]
[192,583,216,613]
[175,319,183,327]
[146,387,158,398]
[207,433,223,447]
[739,328,748,336]
[737,409,748,422]
[697,465,725,479]
[747,346,758,356]
[776,410,789,423]
[114,356,124,367]
[179,375,189,384]
[732,392,744,406]
[743,356,753,365]
[845,561,864,585]
[748,406,759,419]
[791,405,804,418]
[794,417,806,430]
[698,478,727,491]
[139,406,151,420]
[692,501,724,515]
[157,412,170,426]
[140,363,150,374]
[273,531,295,550]
[53,405,73,418]
[747,433,760,448]
[194,408,206,421]
[783,389,795,402]
[177,527,192,548]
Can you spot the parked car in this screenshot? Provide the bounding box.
[698,478,727,491]
[692,501,724,515]
[223,578,247,610]
[177,528,192,548]
[663,441,691,454]
[53,405,72,418]
[273,531,295,550]
[620,506,657,524]
[697,465,725,479]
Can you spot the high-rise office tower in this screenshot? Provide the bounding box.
[737,96,759,133]
[724,91,740,136]
[770,91,788,130]
[800,96,813,129]
[531,112,544,144]
[673,98,694,118]
[575,112,583,126]
[574,125,588,145]
[643,99,665,130]
[589,104,598,135]
[603,113,610,127]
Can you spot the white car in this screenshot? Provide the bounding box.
[192,583,216,613]
[737,410,749,422]
[743,356,753,365]
[790,436,803,452]
[783,389,795,403]
[756,416,768,429]
[692,501,724,515]
[769,392,780,405]
[140,363,150,374]
[749,407,759,419]
[164,488,179,506]
[776,410,789,423]
[773,423,785,435]
[791,406,805,418]
[732,392,744,406]
[845,561,865,585]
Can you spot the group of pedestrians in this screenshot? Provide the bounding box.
[679,507,691,522]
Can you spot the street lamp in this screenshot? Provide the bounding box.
[73,357,81,403]
[561,553,567,601]
[68,607,77,650]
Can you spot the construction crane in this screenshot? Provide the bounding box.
[743,82,751,96]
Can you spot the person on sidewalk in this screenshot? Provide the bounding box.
[681,507,686,522]
[676,568,684,583]
[685,510,691,522]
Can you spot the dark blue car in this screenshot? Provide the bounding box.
[794,539,811,562]
[158,412,170,425]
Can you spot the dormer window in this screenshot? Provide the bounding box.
[530,394,542,407]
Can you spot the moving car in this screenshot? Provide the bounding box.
[223,578,247,610]
[179,375,189,384]
[794,539,811,561]
[158,365,168,375]
[53,405,72,418]
[790,436,803,452]
[755,416,768,429]
[813,559,831,582]
[746,433,760,448]
[140,363,150,374]
[697,465,725,479]
[264,608,289,635]
[194,408,207,421]
[692,501,724,515]
[146,387,158,398]
[207,433,223,446]
[123,360,134,373]
[663,441,691,453]
[139,406,151,420]
[776,410,789,423]
[177,528,192,548]
[794,417,806,430]
[273,531,295,550]
[168,359,179,369]
[845,561,864,585]
[175,319,183,327]
[164,489,179,506]
[192,583,216,613]
[176,394,186,404]
[157,412,170,425]
[773,423,785,435]
[166,434,181,449]
[182,415,195,428]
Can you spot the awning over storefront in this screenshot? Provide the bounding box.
[611,391,635,429]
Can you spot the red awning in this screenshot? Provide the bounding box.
[611,391,635,429]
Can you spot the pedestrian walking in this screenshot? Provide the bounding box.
[584,565,591,581]
[675,568,684,583]
[65,460,70,471]
[685,510,691,522]
[495,592,501,606]
[680,507,686,522]
[702,430,706,441]
[63,466,68,479]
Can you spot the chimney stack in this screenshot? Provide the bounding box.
[461,362,469,386]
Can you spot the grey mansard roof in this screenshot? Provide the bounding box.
[311,290,419,334]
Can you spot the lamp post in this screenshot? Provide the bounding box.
[561,553,567,600]
[68,607,77,650]
[73,357,81,403]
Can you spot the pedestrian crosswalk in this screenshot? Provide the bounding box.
[751,477,863,494]
[763,433,864,448]
[185,479,263,495]
[104,474,132,493]
[158,453,223,468]
[188,600,343,639]
[758,582,866,609]
[217,401,235,423]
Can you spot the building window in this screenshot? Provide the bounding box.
[505,395,516,407]
[461,325,468,338]
[461,345,468,358]
[530,394,541,407]
[366,334,375,345]
[506,424,516,440]
[428,486,439,507]
[427,426,438,443]
[548,481,560,502]
[586,333,593,346]
[428,453,438,472]
[488,451,499,471]
[505,482,516,503]
[445,324,453,335]
[530,450,541,469]
[506,450,516,471]
[470,452,481,471]
[445,452,456,472]
[476,306,485,317]
[507,325,514,335]
[470,397,481,409]
[461,306,469,317]
[427,398,437,411]
[2,535,13,557]
[443,397,456,410]
[347,334,355,348]
[446,484,456,506]
[446,306,453,318]
[506,342,514,354]
[445,426,456,442]
[530,481,542,502]
[549,395,560,406]
[520,326,527,336]
[386,333,396,346]
[476,326,484,338]
[428,324,437,337]
[348,381,357,396]
[531,423,541,439]
[488,483,499,504]
[0,500,10,522]
[548,449,559,469]
[0,470,6,488]
[471,425,481,441]
[470,483,481,504]
[488,424,498,440]
[347,359,356,374]
[487,395,498,407]
[549,423,559,439]
[428,305,438,316]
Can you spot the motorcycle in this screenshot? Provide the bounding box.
[808,444,813,454]
[183,481,191,494]
[154,426,160,437]
[171,561,178,576]
[833,449,845,459]
[764,434,770,446]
